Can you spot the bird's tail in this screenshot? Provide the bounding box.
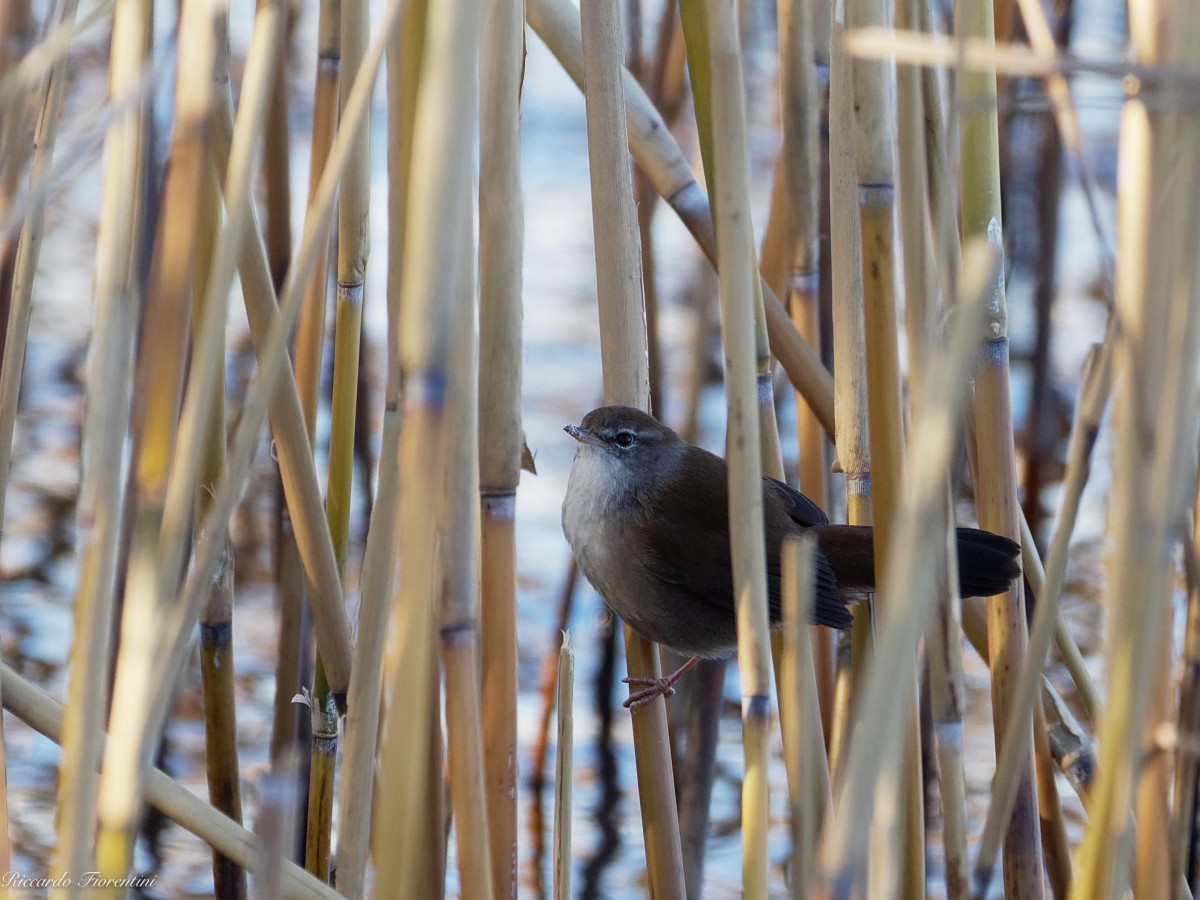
[811,524,1021,598]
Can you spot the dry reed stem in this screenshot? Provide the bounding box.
[260,0,291,293]
[973,339,1110,897]
[894,1,969,888]
[477,0,525,891]
[956,0,1046,889]
[702,0,775,892]
[0,666,339,900]
[553,633,574,900]
[331,5,424,895]
[55,0,149,888]
[0,0,109,120]
[842,26,1200,88]
[826,13,872,767]
[1072,3,1200,892]
[845,0,925,885]
[578,0,684,892]
[439,186,494,900]
[781,536,829,899]
[371,0,481,893]
[816,242,999,896]
[252,752,300,900]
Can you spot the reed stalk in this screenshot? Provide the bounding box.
[774,0,834,745]
[260,0,291,293]
[894,3,970,890]
[826,11,871,780]
[0,0,32,362]
[1072,2,1200,893]
[192,58,246,900]
[1,665,338,900]
[332,3,427,895]
[817,242,998,895]
[781,536,829,899]
[956,0,1046,890]
[699,0,774,891]
[300,0,369,878]
[478,0,524,891]
[844,0,926,886]
[972,339,1110,897]
[553,633,574,900]
[53,0,149,889]
[371,0,482,893]
[1177,490,1200,892]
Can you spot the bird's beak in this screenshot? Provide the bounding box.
[564,424,605,447]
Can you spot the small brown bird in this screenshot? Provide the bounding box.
[561,406,1021,708]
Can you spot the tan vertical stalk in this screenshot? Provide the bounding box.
[371,0,483,893]
[252,753,300,900]
[553,633,575,900]
[776,0,834,742]
[195,164,246,899]
[956,0,1046,890]
[1072,1,1200,894]
[816,244,998,896]
[782,536,829,899]
[439,185,494,900]
[333,3,426,895]
[52,0,149,890]
[578,0,684,894]
[973,340,1110,897]
[260,0,291,292]
[826,11,870,776]
[894,1,968,890]
[478,0,524,892]
[302,0,369,878]
[844,0,924,887]
[702,0,773,891]
[271,0,337,777]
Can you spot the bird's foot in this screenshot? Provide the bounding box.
[621,676,676,709]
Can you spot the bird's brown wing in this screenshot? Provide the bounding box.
[636,446,851,629]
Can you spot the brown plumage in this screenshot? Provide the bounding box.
[562,406,1021,664]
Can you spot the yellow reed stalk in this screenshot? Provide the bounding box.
[270,0,335,781]
[816,242,998,895]
[844,0,925,886]
[553,633,574,900]
[303,0,369,877]
[973,340,1110,896]
[894,0,969,888]
[439,186,494,900]
[53,0,149,888]
[782,536,829,899]
[478,0,524,891]
[1072,2,1200,893]
[701,0,774,891]
[192,59,246,897]
[371,0,482,893]
[578,0,685,894]
[1,666,338,900]
[774,0,834,744]
[826,12,871,778]
[957,0,1047,889]
[332,3,426,895]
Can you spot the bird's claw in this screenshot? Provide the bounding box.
[622,676,676,709]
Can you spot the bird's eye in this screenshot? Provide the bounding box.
[613,431,636,448]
